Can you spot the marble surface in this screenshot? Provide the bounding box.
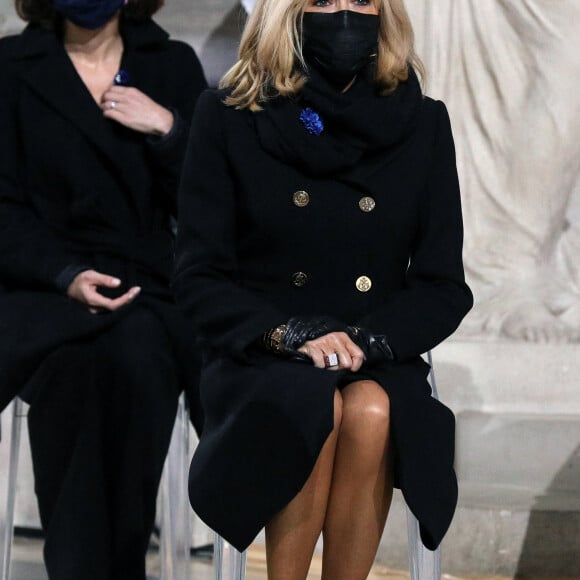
[406,0,580,343]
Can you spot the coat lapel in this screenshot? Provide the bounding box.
[14,23,170,218]
[18,28,132,180]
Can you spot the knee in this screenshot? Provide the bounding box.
[340,381,390,440]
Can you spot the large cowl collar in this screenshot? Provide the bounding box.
[253,65,423,177]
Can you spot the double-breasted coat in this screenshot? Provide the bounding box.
[0,19,206,417]
[173,73,474,552]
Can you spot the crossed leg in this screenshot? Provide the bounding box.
[322,380,393,579]
[265,380,393,580]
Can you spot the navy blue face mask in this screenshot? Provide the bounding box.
[53,0,125,30]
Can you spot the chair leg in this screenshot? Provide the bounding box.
[406,508,441,580]
[160,394,191,580]
[213,533,223,580]
[1,399,25,580]
[230,546,247,580]
[406,351,442,580]
[213,534,246,580]
[427,350,439,400]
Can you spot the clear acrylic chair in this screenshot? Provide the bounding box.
[213,535,247,580]
[118,352,441,580]
[0,394,200,580]
[1,351,442,580]
[209,350,442,580]
[159,395,247,580]
[406,350,442,580]
[159,393,193,580]
[0,397,26,580]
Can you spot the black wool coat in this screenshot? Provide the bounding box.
[173,82,474,551]
[0,20,207,417]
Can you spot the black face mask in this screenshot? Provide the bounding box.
[301,10,380,88]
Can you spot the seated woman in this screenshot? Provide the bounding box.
[174,0,472,578]
[0,0,206,578]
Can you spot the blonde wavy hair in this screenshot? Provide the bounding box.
[221,0,424,111]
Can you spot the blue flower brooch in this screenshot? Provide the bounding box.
[299,107,324,136]
[114,69,131,87]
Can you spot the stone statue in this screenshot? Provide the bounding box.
[199,1,248,88]
[0,0,20,35]
[157,0,251,89]
[406,0,580,342]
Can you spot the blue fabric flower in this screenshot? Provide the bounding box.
[114,70,131,87]
[299,107,324,136]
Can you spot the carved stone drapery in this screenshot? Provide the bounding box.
[406,0,580,342]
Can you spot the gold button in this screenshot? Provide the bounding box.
[293,191,310,208]
[359,196,376,212]
[291,272,309,287]
[356,275,372,292]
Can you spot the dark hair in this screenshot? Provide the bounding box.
[16,0,165,28]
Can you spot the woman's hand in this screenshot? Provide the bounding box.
[297,331,365,372]
[101,86,174,136]
[67,270,141,314]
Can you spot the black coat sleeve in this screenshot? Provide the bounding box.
[173,91,287,358]
[358,102,473,361]
[0,45,88,292]
[146,42,208,214]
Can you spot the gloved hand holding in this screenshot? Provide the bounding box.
[282,316,346,351]
[346,326,395,366]
[262,316,365,370]
[262,315,345,354]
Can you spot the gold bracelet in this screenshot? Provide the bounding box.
[263,324,287,353]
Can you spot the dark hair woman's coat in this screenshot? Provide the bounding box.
[0,20,206,414]
[0,17,207,578]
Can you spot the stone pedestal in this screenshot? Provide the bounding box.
[376,340,580,577]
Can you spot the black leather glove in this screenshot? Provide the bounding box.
[283,316,346,352]
[262,315,346,355]
[346,326,395,366]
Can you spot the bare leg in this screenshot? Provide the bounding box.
[265,390,343,580]
[322,380,393,580]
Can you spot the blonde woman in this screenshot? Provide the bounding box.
[174,0,472,577]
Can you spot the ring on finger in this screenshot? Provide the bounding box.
[110,101,117,109]
[324,352,339,368]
